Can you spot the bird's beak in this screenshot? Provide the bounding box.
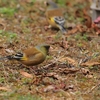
[45,45,50,50]
[44,45,50,55]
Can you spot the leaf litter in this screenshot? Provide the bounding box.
[0,0,100,100]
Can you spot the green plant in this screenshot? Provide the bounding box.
[75,34,88,41]
[0,31,18,43]
[55,0,66,6]
[4,32,17,42]
[16,94,42,100]
[0,7,15,16]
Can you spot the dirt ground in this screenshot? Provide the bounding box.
[0,0,100,100]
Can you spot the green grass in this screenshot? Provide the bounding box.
[0,7,16,16]
[1,93,43,100]
[55,0,66,6]
[0,30,18,43]
[75,34,89,41]
[16,94,42,100]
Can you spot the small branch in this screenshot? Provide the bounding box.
[42,55,65,69]
[88,82,100,94]
[84,81,100,94]
[42,51,68,69]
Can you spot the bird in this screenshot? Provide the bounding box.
[0,44,50,66]
[45,0,67,34]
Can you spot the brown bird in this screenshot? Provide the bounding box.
[45,0,67,33]
[0,44,50,66]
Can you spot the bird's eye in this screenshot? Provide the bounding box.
[46,2,49,6]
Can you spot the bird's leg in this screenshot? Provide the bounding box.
[61,34,67,42]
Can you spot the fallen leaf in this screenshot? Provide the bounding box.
[92,23,100,35]
[0,87,11,91]
[59,57,78,66]
[86,74,93,78]
[82,9,92,28]
[61,40,69,49]
[19,70,33,78]
[46,72,63,80]
[43,85,55,92]
[58,67,79,74]
[81,61,100,66]
[83,15,92,28]
[67,27,78,35]
[39,7,45,12]
[5,49,14,53]
[64,85,74,91]
[80,68,90,75]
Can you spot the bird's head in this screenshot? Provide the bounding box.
[45,0,58,8]
[45,0,52,6]
[43,45,50,51]
[36,44,50,55]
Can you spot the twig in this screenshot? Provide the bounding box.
[85,81,100,94]
[42,55,65,69]
[42,51,68,69]
[88,82,100,93]
[78,52,100,65]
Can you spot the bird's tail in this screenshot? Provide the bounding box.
[0,56,14,60]
[8,53,24,60]
[0,53,24,61]
[58,25,67,34]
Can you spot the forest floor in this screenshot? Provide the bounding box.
[0,0,100,100]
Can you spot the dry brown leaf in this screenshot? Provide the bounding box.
[39,7,45,12]
[80,68,90,75]
[5,49,14,54]
[81,61,100,66]
[75,9,82,17]
[59,57,78,66]
[43,85,55,92]
[86,74,93,78]
[46,72,64,80]
[67,27,78,35]
[77,25,85,32]
[84,15,92,28]
[19,70,33,78]
[92,23,100,35]
[58,67,79,74]
[0,87,11,91]
[83,9,92,28]
[67,24,87,35]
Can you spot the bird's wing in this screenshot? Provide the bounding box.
[24,47,40,57]
[28,52,45,61]
[21,52,46,66]
[53,16,65,25]
[24,47,46,60]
